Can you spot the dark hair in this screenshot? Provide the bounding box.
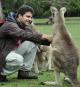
[16,5,34,18]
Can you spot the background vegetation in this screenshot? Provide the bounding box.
[0,0,80,18]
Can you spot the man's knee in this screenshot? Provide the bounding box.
[6,51,24,67]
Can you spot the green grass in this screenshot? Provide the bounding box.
[35,17,80,48]
[0,17,80,87]
[0,66,80,87]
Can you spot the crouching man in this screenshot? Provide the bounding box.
[0,5,52,82]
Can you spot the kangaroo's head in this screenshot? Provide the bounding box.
[50,7,66,24]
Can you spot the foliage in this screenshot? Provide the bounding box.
[67,0,80,16]
[52,0,80,17]
[1,0,80,18]
[24,0,51,18]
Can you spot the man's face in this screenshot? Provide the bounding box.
[18,12,33,26]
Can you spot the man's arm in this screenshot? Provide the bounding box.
[3,22,51,45]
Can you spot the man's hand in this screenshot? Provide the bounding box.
[41,34,53,43]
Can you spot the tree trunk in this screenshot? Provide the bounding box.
[0,0,3,19]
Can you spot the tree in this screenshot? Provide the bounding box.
[1,0,80,17]
[0,0,3,19]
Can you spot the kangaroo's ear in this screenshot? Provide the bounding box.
[60,7,66,14]
[50,6,58,14]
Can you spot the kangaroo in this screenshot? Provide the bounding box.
[42,7,80,87]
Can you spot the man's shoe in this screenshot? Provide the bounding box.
[0,75,8,82]
[17,70,38,79]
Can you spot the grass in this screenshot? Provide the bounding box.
[0,67,80,87]
[0,17,80,87]
[35,17,80,48]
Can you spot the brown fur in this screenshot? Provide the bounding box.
[42,7,80,87]
[51,7,79,86]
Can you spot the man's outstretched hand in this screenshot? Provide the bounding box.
[41,34,53,45]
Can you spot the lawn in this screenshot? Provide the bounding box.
[34,17,80,48]
[0,17,80,87]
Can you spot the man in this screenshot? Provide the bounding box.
[0,5,52,82]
